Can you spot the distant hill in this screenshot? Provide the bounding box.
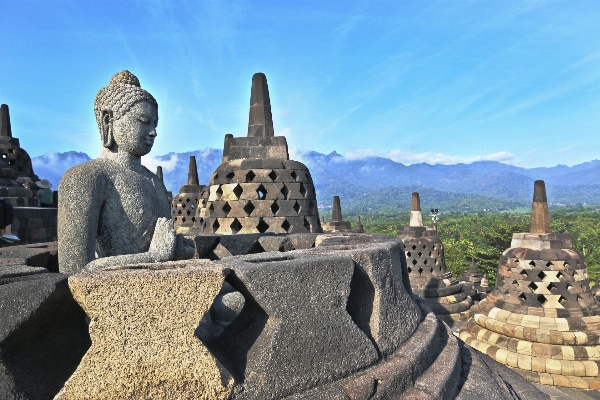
[31,149,600,213]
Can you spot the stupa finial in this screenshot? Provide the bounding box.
[332,196,343,222]
[156,166,164,182]
[187,156,199,186]
[530,180,551,234]
[247,73,274,138]
[0,104,12,137]
[409,192,423,227]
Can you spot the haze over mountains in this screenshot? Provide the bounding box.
[32,150,600,216]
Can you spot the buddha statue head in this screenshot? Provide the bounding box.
[93,70,158,156]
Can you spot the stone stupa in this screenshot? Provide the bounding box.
[458,180,600,390]
[171,156,206,234]
[197,73,322,235]
[156,166,173,204]
[460,257,493,301]
[322,196,352,232]
[0,104,38,206]
[397,192,473,326]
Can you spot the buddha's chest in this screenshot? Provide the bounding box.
[102,170,170,227]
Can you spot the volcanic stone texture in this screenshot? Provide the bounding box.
[197,158,322,235]
[1,249,90,400]
[458,234,600,390]
[56,260,234,400]
[398,226,473,324]
[0,207,57,248]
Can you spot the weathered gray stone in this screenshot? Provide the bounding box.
[0,273,90,400]
[58,71,190,273]
[209,251,379,399]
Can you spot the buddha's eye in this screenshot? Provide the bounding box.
[139,117,149,123]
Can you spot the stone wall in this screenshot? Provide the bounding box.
[0,207,58,247]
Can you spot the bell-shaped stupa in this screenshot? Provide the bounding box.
[458,180,600,390]
[197,73,321,235]
[460,257,493,301]
[397,192,473,326]
[171,156,206,234]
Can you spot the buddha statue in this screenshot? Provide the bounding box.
[58,71,191,273]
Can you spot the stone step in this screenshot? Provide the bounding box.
[412,321,462,399]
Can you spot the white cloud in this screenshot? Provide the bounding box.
[141,154,180,172]
[343,149,518,165]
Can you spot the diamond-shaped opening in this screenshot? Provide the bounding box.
[226,171,235,181]
[299,183,307,198]
[408,267,412,273]
[529,260,536,267]
[181,217,186,223]
[230,218,242,234]
[280,186,289,199]
[214,173,219,180]
[186,210,192,216]
[186,198,191,203]
[182,203,187,209]
[290,171,298,181]
[191,217,196,223]
[243,202,256,216]
[564,262,570,268]
[222,202,232,215]
[512,280,519,288]
[412,259,417,265]
[303,217,311,231]
[257,185,267,200]
[209,204,215,211]
[518,293,527,303]
[293,201,300,213]
[547,282,557,291]
[520,270,528,278]
[557,271,564,279]
[528,282,538,291]
[268,170,278,181]
[233,184,243,199]
[537,294,547,304]
[257,218,269,233]
[216,185,223,199]
[429,267,434,273]
[537,271,546,280]
[423,259,428,265]
[412,245,417,250]
[546,261,554,268]
[435,259,439,265]
[422,245,427,249]
[559,295,567,305]
[246,170,256,182]
[407,252,412,257]
[418,267,424,275]
[417,252,422,257]
[514,259,520,263]
[213,219,220,231]
[432,244,437,250]
[271,201,280,215]
[177,209,182,215]
[281,220,291,232]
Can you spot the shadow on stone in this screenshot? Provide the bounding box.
[346,263,378,356]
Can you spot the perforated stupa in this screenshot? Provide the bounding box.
[458,180,600,390]
[197,73,322,235]
[397,192,473,325]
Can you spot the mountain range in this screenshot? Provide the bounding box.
[31,149,600,216]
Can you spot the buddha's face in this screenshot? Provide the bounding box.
[111,101,158,157]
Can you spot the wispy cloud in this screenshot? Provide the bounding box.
[141,153,180,173]
[343,148,518,165]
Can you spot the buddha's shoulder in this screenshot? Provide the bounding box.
[60,159,112,185]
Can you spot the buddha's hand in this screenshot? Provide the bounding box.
[149,217,177,262]
[173,234,196,260]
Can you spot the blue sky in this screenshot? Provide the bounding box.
[1,0,599,168]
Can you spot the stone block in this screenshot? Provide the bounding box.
[1,273,90,400]
[266,145,288,159]
[261,217,288,234]
[57,261,233,399]
[212,252,379,399]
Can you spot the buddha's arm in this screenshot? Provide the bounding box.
[83,217,177,271]
[58,166,108,274]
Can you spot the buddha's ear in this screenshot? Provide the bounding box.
[100,110,114,148]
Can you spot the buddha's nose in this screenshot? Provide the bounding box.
[149,128,157,137]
